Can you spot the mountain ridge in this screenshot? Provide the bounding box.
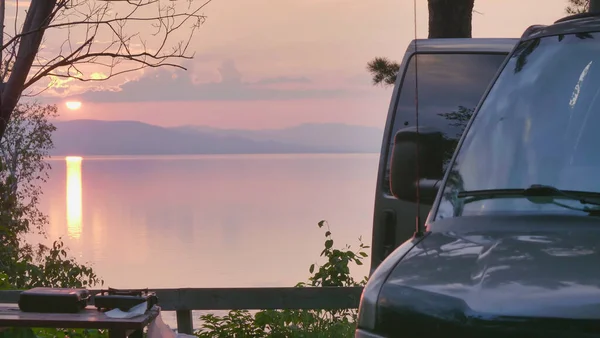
[50,119,384,156]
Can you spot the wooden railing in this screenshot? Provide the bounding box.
[0,287,364,334]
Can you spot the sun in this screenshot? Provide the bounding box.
[65,101,82,110]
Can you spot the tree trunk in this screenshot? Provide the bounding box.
[0,0,56,140]
[428,0,475,38]
[0,0,6,122]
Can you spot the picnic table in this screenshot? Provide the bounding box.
[0,303,160,338]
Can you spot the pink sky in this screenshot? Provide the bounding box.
[29,0,572,129]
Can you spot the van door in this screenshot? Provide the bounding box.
[370,51,508,271]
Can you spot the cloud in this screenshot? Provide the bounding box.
[66,60,362,103]
[252,76,312,85]
[346,72,377,87]
[217,59,242,84]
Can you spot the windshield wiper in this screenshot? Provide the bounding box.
[456,184,600,213]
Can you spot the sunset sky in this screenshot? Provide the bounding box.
[20,0,573,129]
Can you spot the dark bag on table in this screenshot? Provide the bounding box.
[18,287,90,313]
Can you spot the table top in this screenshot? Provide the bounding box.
[0,304,159,330]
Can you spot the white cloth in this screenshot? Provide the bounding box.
[147,307,196,338]
[104,301,148,319]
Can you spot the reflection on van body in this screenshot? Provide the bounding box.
[438,33,600,220]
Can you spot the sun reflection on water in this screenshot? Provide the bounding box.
[66,156,83,239]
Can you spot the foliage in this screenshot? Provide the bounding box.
[194,220,369,338]
[30,328,108,338]
[0,272,15,291]
[0,328,37,338]
[437,105,474,169]
[0,103,104,337]
[566,0,589,14]
[17,239,102,289]
[0,102,103,290]
[366,57,399,87]
[0,327,108,338]
[303,220,369,288]
[0,102,56,237]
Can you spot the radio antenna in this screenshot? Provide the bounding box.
[413,0,425,238]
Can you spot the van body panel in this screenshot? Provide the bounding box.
[370,38,518,273]
[376,215,600,337]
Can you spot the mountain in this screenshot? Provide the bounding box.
[50,120,383,156]
[172,123,384,154]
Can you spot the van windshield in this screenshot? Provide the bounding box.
[436,32,600,220]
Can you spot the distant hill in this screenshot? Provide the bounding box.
[172,123,384,154]
[50,120,383,156]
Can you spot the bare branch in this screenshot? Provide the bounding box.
[1,0,211,53]
[0,0,59,138]
[0,0,212,139]
[26,0,209,86]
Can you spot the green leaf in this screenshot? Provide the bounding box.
[318,220,325,228]
[325,239,333,249]
[309,264,315,274]
[325,231,331,237]
[0,327,37,338]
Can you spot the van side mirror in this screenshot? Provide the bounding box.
[389,127,445,205]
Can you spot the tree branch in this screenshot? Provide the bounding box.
[0,0,212,139]
[0,0,211,53]
[0,0,58,138]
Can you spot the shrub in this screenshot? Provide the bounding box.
[194,220,369,338]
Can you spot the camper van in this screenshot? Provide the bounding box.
[358,12,600,338]
[369,38,517,271]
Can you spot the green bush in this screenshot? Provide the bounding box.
[194,220,369,338]
[0,103,105,337]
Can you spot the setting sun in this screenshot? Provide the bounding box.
[65,101,82,110]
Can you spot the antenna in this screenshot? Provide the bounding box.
[412,0,425,238]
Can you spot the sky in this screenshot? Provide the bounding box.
[15,0,574,129]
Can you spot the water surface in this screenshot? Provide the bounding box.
[33,154,378,290]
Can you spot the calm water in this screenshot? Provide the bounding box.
[31,154,378,291]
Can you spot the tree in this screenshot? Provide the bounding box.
[0,102,56,235]
[428,0,475,38]
[0,0,210,140]
[366,57,400,87]
[0,103,57,273]
[566,0,589,13]
[367,0,475,87]
[0,102,101,289]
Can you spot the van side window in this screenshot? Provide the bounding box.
[381,53,508,195]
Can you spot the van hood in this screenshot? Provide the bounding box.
[376,215,600,337]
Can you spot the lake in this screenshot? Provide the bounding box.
[28,154,378,326]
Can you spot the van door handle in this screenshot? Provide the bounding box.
[381,209,397,259]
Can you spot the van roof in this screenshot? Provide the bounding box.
[406,38,518,54]
[523,14,600,40]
